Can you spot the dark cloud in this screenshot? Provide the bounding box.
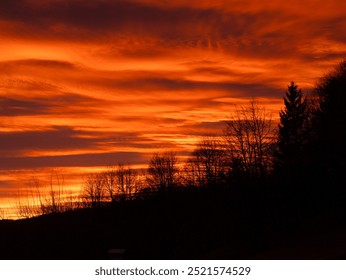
[178,121,227,136]
[0,0,218,32]
[190,66,244,77]
[1,0,346,62]
[98,133,179,150]
[0,127,97,154]
[0,93,102,116]
[2,0,226,41]
[2,59,75,69]
[0,151,148,170]
[118,48,168,59]
[0,126,179,158]
[105,77,280,97]
[0,97,50,116]
[0,59,76,76]
[0,0,307,51]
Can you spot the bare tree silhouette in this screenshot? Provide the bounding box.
[83,173,105,208]
[182,157,204,188]
[103,166,117,202]
[147,152,180,192]
[190,136,227,187]
[225,100,274,179]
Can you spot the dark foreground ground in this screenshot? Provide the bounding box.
[0,184,345,260]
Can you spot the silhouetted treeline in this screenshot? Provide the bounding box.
[13,59,346,217]
[2,60,346,260]
[274,60,346,193]
[311,61,346,186]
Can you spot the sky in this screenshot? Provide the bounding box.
[1,0,346,211]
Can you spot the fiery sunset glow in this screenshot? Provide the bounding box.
[1,0,346,217]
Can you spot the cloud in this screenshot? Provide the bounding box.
[94,76,281,101]
[0,58,281,105]
[0,127,97,154]
[178,121,227,136]
[0,0,344,61]
[2,0,225,42]
[0,126,180,157]
[0,0,345,72]
[1,0,343,52]
[0,59,78,79]
[0,59,75,69]
[0,97,50,116]
[0,92,104,117]
[0,151,148,170]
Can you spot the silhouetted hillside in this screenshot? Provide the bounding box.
[1,184,345,260]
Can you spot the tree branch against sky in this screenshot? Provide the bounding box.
[225,100,274,179]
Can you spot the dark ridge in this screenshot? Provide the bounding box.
[1,185,345,260]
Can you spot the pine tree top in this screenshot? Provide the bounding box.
[280,82,307,122]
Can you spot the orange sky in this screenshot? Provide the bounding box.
[1,0,346,211]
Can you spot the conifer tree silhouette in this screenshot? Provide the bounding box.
[313,60,346,182]
[276,82,307,177]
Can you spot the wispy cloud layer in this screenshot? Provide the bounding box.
[1,0,346,197]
